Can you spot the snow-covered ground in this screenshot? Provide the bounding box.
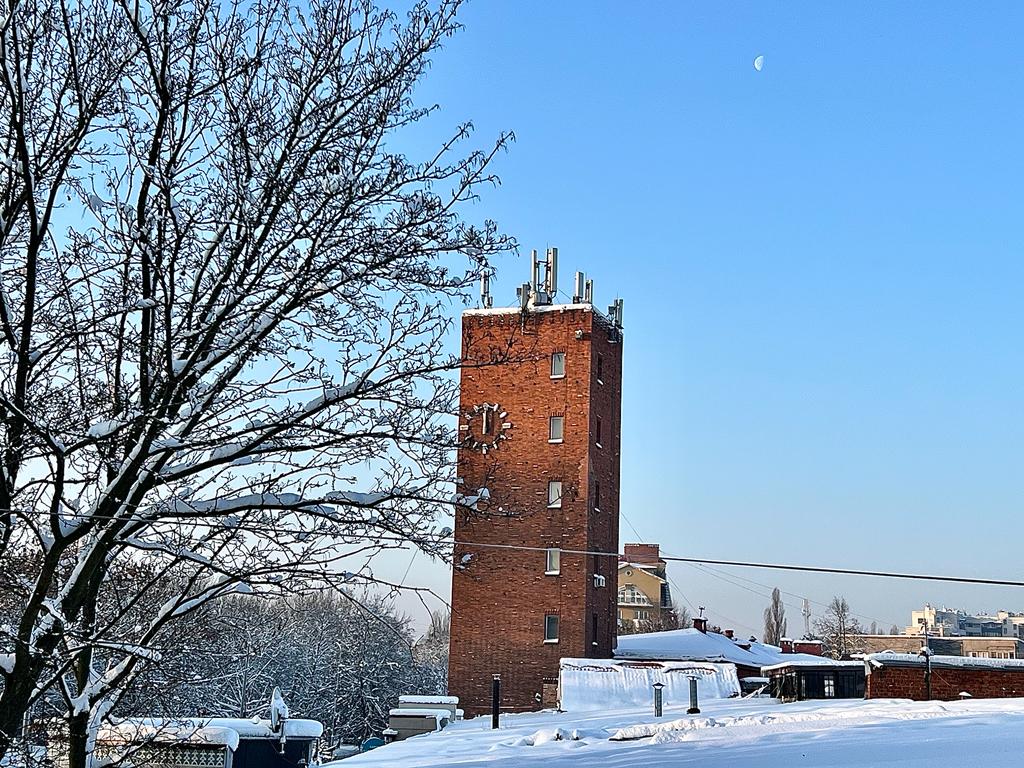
[338,696,1024,767]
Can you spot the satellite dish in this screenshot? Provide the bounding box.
[753,55,765,72]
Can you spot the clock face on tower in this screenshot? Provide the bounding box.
[460,403,512,454]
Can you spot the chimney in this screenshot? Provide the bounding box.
[623,543,661,565]
[780,638,794,654]
[723,629,734,639]
[693,617,708,634]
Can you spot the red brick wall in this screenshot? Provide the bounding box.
[866,664,1024,700]
[793,642,823,656]
[622,543,660,565]
[448,306,622,716]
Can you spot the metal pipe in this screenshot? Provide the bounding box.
[687,675,700,714]
[491,675,501,729]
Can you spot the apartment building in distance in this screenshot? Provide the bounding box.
[905,604,1024,640]
[617,543,674,630]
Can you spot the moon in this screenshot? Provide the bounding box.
[753,55,765,72]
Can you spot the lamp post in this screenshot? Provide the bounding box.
[687,675,701,715]
[920,623,932,702]
[652,682,664,718]
[491,674,501,730]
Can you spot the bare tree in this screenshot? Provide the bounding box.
[814,596,866,659]
[762,587,787,646]
[0,0,513,764]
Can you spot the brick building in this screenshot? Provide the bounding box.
[865,653,1024,700]
[448,252,624,716]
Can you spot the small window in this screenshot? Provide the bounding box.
[548,415,564,442]
[592,612,599,645]
[597,354,604,383]
[594,481,601,511]
[547,481,562,508]
[823,675,835,698]
[596,417,602,447]
[544,614,560,643]
[550,352,565,378]
[545,548,560,575]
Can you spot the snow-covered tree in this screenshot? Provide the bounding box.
[0,0,513,764]
[814,596,866,660]
[412,609,449,695]
[762,588,787,646]
[117,592,442,748]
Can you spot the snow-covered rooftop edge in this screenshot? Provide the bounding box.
[761,659,864,672]
[865,652,1024,670]
[463,302,593,316]
[99,717,323,749]
[463,302,618,327]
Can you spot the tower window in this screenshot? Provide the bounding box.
[597,354,604,383]
[548,415,564,443]
[592,612,599,648]
[550,352,565,378]
[594,481,601,512]
[545,548,560,575]
[547,481,562,508]
[596,417,602,447]
[544,614,560,643]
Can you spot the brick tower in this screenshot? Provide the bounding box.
[448,250,623,716]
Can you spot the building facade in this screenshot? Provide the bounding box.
[859,634,1023,659]
[865,653,1024,700]
[617,543,673,630]
[448,254,623,716]
[905,605,1024,639]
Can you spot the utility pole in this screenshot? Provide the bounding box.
[920,622,932,701]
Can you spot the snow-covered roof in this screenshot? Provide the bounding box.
[865,653,1024,671]
[389,708,453,719]
[618,562,665,581]
[464,302,594,317]
[615,628,826,668]
[98,717,323,749]
[762,659,864,672]
[398,695,459,705]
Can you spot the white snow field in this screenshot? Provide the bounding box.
[337,697,1024,767]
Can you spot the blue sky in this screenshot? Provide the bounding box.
[386,1,1024,636]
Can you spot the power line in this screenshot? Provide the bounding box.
[658,554,1024,589]
[689,560,895,631]
[8,507,1024,589]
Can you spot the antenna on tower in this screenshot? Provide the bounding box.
[573,271,585,303]
[480,272,493,309]
[530,249,544,304]
[584,279,594,303]
[803,598,812,637]
[516,282,530,312]
[545,247,558,295]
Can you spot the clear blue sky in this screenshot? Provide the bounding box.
[387,1,1024,637]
